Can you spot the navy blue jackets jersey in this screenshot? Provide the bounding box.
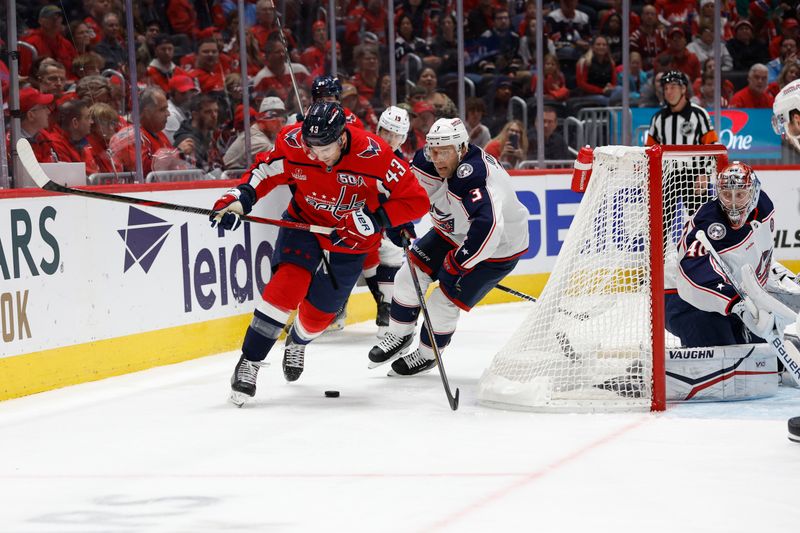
[410,145,529,269]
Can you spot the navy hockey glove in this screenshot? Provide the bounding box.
[438,249,471,296]
[385,222,416,248]
[210,184,255,231]
[332,208,388,249]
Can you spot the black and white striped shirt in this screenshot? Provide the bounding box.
[646,102,718,146]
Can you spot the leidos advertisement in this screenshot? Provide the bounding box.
[1,173,798,358]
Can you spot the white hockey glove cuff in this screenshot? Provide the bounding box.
[768,262,800,295]
[732,298,779,339]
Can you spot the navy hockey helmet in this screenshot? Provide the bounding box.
[302,101,346,146]
[311,75,343,101]
[660,70,688,88]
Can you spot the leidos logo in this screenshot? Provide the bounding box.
[117,207,172,273]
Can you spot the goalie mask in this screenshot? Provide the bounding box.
[715,162,761,229]
[772,78,800,151]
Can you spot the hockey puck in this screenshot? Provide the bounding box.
[789,417,800,443]
[325,390,340,398]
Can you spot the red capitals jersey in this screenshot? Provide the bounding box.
[239,125,429,254]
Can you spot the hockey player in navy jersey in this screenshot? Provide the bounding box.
[368,117,530,376]
[210,101,429,405]
[666,162,799,348]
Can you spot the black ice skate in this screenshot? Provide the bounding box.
[283,335,306,382]
[230,355,266,407]
[376,302,390,338]
[388,349,437,377]
[368,332,413,369]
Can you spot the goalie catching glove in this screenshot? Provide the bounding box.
[210,184,256,231]
[768,262,800,295]
[332,207,390,249]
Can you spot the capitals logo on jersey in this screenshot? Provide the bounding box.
[284,127,302,149]
[304,187,366,220]
[357,137,381,159]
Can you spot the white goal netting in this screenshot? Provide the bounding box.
[478,145,725,413]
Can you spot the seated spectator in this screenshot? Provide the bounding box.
[599,0,641,34]
[166,0,198,39]
[692,0,734,41]
[527,106,572,161]
[340,83,378,131]
[599,12,623,65]
[631,4,666,72]
[727,20,769,72]
[484,76,515,135]
[687,22,733,72]
[32,59,68,101]
[165,75,199,143]
[692,57,735,101]
[395,13,436,68]
[610,51,649,106]
[546,0,591,62]
[477,8,521,74]
[300,21,330,77]
[94,12,126,70]
[87,103,121,174]
[749,0,777,44]
[769,18,800,63]
[655,0,696,27]
[21,6,77,77]
[345,0,387,46]
[416,68,438,103]
[467,0,495,40]
[465,97,491,148]
[576,36,615,103]
[638,70,667,107]
[224,96,286,169]
[351,44,382,101]
[252,35,310,101]
[768,37,797,84]
[174,93,221,172]
[395,0,435,41]
[401,101,436,158]
[76,75,114,107]
[692,71,729,108]
[730,63,773,108]
[84,0,111,46]
[49,99,98,175]
[71,53,104,81]
[188,38,229,94]
[485,120,528,169]
[147,35,188,93]
[430,12,459,74]
[251,0,296,52]
[110,87,194,176]
[430,90,458,119]
[768,60,800,97]
[70,20,94,57]
[531,53,570,102]
[655,26,700,81]
[518,15,556,71]
[11,87,56,164]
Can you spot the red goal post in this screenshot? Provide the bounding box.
[479,144,729,413]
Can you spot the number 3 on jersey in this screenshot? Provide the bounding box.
[469,188,483,202]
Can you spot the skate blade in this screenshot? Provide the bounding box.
[229,390,252,407]
[367,348,409,369]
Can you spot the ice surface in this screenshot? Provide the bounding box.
[0,302,798,533]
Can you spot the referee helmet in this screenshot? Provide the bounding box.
[660,70,689,88]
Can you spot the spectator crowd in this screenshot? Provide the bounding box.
[5,0,800,184]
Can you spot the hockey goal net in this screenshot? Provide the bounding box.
[478,144,728,413]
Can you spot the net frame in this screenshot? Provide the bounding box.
[479,144,728,413]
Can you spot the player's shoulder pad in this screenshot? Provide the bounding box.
[754,190,775,222]
[411,148,438,178]
[448,145,489,194]
[348,127,386,161]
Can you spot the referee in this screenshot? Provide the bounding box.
[646,70,718,146]
[645,70,719,242]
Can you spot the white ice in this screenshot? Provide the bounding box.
[1,302,799,533]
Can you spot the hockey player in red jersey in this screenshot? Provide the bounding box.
[210,101,429,406]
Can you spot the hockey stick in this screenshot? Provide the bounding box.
[696,230,800,385]
[273,12,304,115]
[493,283,603,321]
[403,242,460,411]
[17,139,334,236]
